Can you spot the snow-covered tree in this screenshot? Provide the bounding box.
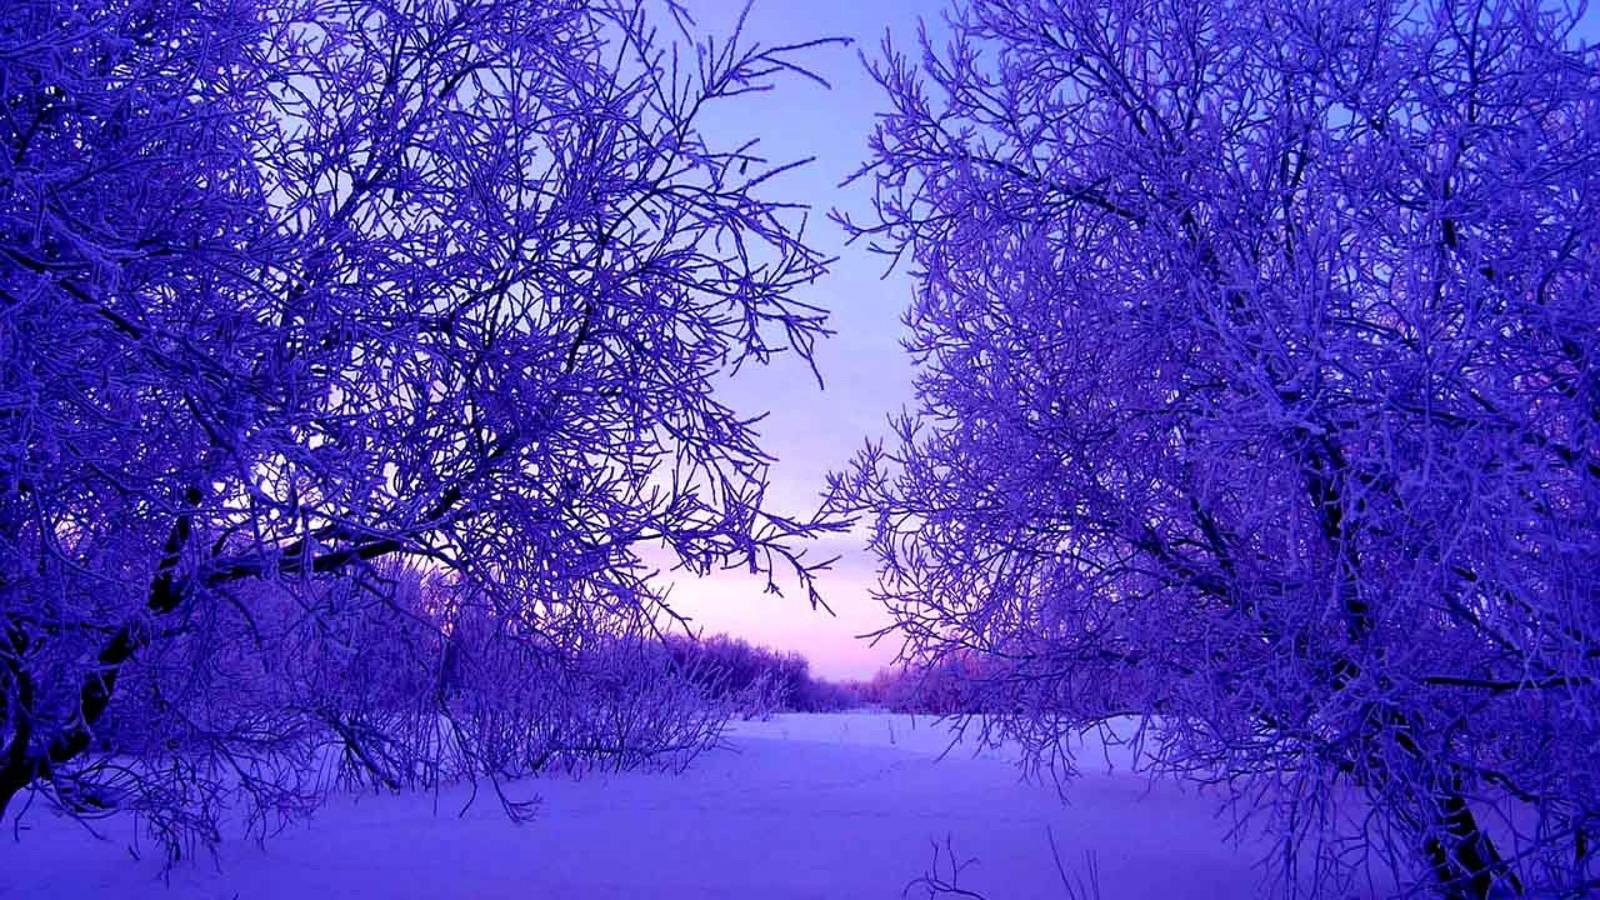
[1,0,840,855]
[833,1,1600,896]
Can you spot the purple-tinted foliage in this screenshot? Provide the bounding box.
[832,1,1600,897]
[662,632,859,715]
[0,0,844,861]
[93,563,733,856]
[855,653,1000,716]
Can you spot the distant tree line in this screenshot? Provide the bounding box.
[661,633,854,716]
[659,634,1025,718]
[659,633,1032,718]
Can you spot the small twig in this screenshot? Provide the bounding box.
[903,834,987,899]
[1047,826,1102,900]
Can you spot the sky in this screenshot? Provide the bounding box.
[649,0,944,681]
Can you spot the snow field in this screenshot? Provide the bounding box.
[4,713,1339,899]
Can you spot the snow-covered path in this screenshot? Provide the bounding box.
[3,714,1304,899]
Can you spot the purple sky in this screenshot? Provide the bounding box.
[652,0,945,680]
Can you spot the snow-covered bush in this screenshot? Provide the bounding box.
[855,654,1001,716]
[84,566,738,857]
[445,608,731,779]
[788,671,860,713]
[662,633,860,715]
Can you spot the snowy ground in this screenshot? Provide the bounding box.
[3,713,1345,899]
